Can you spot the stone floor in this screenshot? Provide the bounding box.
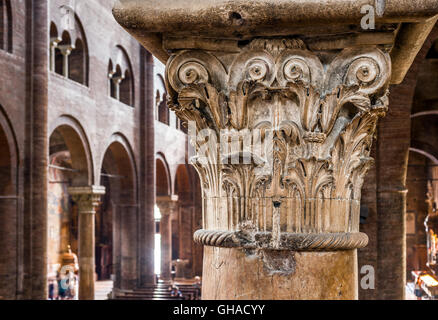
[95,280,113,300]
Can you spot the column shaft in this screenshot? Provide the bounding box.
[160,214,172,280]
[69,186,105,300]
[28,0,49,299]
[78,209,95,300]
[202,247,357,300]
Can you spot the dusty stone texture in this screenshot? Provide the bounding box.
[202,246,357,300]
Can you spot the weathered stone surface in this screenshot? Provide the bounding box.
[166,39,391,253]
[202,246,357,300]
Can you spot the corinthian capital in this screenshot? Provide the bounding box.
[156,195,179,217]
[68,186,106,214]
[166,38,391,251]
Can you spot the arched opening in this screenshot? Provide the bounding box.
[100,139,137,290]
[0,0,12,53]
[47,124,90,299]
[174,165,192,277]
[119,69,132,106]
[173,164,203,280]
[109,46,134,107]
[158,95,169,125]
[108,60,114,97]
[69,38,85,85]
[155,156,171,278]
[49,22,60,73]
[156,157,170,197]
[0,108,18,299]
[54,31,71,76]
[406,150,431,279]
[50,11,88,86]
[110,64,122,100]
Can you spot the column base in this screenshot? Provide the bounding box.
[201,246,358,300]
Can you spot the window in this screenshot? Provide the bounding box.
[158,93,169,125]
[49,12,89,86]
[0,0,12,53]
[69,38,86,84]
[108,46,134,106]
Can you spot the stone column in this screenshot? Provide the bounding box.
[164,39,391,299]
[111,76,124,100]
[29,0,49,299]
[57,44,73,78]
[69,186,105,300]
[49,37,61,72]
[178,204,194,278]
[156,195,178,280]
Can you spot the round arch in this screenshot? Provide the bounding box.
[409,147,438,165]
[174,164,193,202]
[156,152,171,196]
[99,133,137,203]
[0,104,19,299]
[49,115,93,186]
[0,105,18,195]
[98,133,137,286]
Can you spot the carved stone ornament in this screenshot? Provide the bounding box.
[166,38,391,251]
[68,186,106,214]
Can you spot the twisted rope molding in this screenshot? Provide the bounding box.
[193,229,368,251]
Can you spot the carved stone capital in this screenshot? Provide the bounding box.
[165,38,391,251]
[57,44,74,56]
[156,195,179,217]
[68,185,106,214]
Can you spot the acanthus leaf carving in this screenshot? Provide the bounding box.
[165,38,391,250]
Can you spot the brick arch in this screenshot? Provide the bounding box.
[50,7,89,85]
[0,103,18,299]
[108,45,135,106]
[156,152,171,196]
[49,115,93,186]
[0,104,18,195]
[410,146,438,165]
[99,133,138,288]
[100,133,137,203]
[174,164,193,202]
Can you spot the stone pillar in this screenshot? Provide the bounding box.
[156,195,178,280]
[179,204,194,268]
[163,39,391,299]
[28,0,49,300]
[69,186,105,300]
[58,44,73,78]
[49,37,61,72]
[139,48,156,286]
[111,76,124,100]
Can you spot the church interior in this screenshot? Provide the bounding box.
[1,0,438,301]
